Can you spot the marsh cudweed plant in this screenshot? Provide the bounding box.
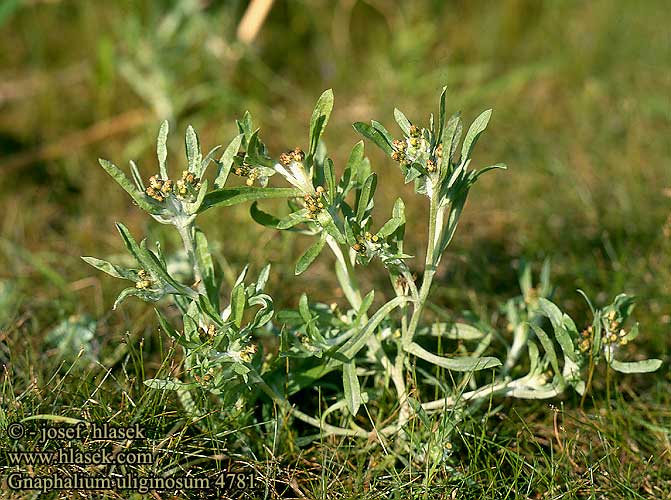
[84,88,661,457]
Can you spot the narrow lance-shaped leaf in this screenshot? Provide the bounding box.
[195,228,219,310]
[155,308,199,348]
[377,216,404,239]
[113,287,148,310]
[309,89,334,156]
[353,290,374,328]
[298,292,311,323]
[185,125,202,175]
[610,358,662,374]
[230,282,246,328]
[250,201,282,229]
[157,120,169,179]
[324,158,336,202]
[353,122,394,155]
[237,111,254,143]
[343,361,362,415]
[277,209,312,230]
[461,109,492,162]
[249,294,274,328]
[371,121,394,148]
[199,187,301,212]
[338,295,409,360]
[427,322,487,340]
[198,294,223,327]
[138,240,195,297]
[529,323,562,382]
[214,134,243,188]
[437,86,447,142]
[473,163,507,182]
[116,225,191,297]
[394,108,412,136]
[115,222,146,264]
[345,140,365,187]
[99,159,158,213]
[343,216,358,246]
[538,298,578,362]
[256,263,271,293]
[435,196,466,261]
[356,173,377,223]
[391,197,406,249]
[245,131,274,168]
[81,256,136,280]
[404,342,501,371]
[439,112,462,175]
[295,233,326,275]
[527,339,541,375]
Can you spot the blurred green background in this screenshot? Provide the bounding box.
[0,0,669,373]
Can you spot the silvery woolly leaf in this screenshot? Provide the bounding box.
[81,256,136,281]
[156,120,169,179]
[343,361,362,415]
[185,125,202,175]
[404,342,501,371]
[394,108,412,136]
[113,286,163,310]
[99,159,159,214]
[610,358,662,373]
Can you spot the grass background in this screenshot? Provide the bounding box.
[0,0,669,498]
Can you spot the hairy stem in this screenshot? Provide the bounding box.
[403,187,441,346]
[175,219,203,291]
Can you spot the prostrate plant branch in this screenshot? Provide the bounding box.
[84,88,662,458]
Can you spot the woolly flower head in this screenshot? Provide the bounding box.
[274,148,315,196]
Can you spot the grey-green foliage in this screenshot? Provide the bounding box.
[83,87,661,451]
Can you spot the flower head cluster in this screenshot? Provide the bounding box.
[352,231,381,256]
[135,269,154,290]
[352,230,408,272]
[232,153,268,186]
[578,310,629,354]
[304,186,326,218]
[391,124,441,173]
[274,147,315,196]
[225,341,257,363]
[145,170,202,202]
[198,324,217,343]
[602,309,630,346]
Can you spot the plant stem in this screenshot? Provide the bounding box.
[326,235,362,310]
[326,233,408,425]
[391,186,443,430]
[403,188,441,346]
[420,376,563,412]
[175,219,203,291]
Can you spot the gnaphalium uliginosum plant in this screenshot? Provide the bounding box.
[84,88,661,453]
